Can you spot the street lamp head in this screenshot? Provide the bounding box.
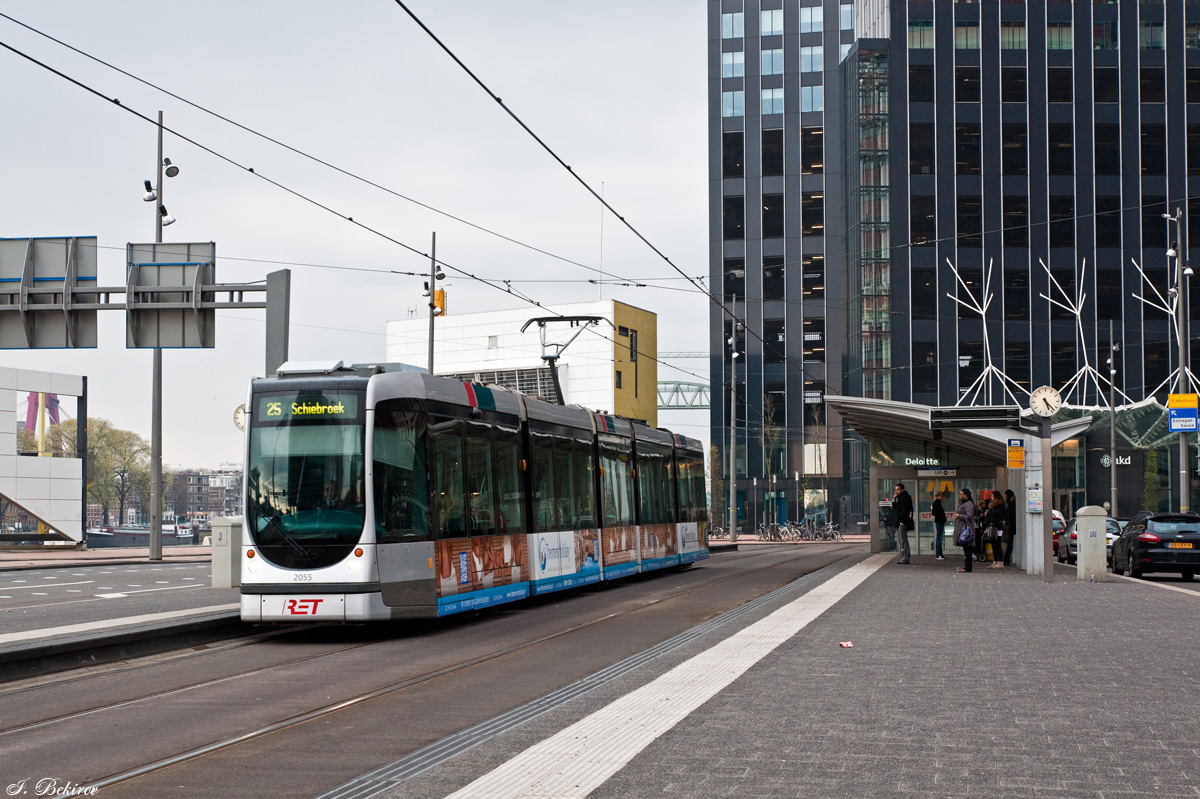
[1187,266,1195,278]
[142,180,157,202]
[163,158,179,178]
[1168,242,1179,258]
[159,205,175,226]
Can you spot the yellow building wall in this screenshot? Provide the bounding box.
[612,301,657,428]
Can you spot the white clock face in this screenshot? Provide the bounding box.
[1030,386,1062,417]
[233,404,247,432]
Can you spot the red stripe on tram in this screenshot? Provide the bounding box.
[464,382,478,408]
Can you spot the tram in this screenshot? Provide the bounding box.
[239,362,709,622]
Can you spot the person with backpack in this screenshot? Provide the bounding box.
[892,483,915,564]
[954,488,977,573]
[931,491,947,560]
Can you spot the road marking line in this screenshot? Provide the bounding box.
[0,603,239,645]
[0,581,95,591]
[443,553,889,799]
[99,584,203,597]
[96,594,128,599]
[1110,572,1200,597]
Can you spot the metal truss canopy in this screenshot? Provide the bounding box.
[658,381,710,410]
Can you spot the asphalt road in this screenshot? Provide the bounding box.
[0,563,238,634]
[0,543,862,798]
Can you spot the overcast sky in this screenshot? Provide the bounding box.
[0,0,711,468]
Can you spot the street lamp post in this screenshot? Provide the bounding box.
[728,294,741,543]
[1165,209,1193,513]
[1108,320,1119,516]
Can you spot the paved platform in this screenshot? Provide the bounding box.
[0,544,211,571]
[358,552,1200,799]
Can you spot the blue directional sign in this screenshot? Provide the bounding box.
[1168,407,1198,432]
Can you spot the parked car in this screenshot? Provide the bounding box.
[1111,512,1200,580]
[1056,517,1122,565]
[1052,516,1066,557]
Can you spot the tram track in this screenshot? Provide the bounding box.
[76,545,859,794]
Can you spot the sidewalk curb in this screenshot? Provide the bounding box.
[0,610,243,683]
[0,557,212,573]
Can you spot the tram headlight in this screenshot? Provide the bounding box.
[247,562,260,574]
[347,561,360,573]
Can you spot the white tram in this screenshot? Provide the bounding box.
[240,363,709,622]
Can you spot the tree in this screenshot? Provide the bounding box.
[50,418,149,527]
[1143,449,1160,512]
[708,445,725,525]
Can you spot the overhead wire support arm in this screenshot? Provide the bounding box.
[520,315,611,405]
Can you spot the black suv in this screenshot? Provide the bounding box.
[1111,512,1200,580]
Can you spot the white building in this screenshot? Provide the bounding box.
[385,299,658,426]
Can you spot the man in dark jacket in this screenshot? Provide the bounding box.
[931,491,947,560]
[893,483,915,564]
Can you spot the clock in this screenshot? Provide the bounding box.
[233,404,247,432]
[1029,386,1062,418]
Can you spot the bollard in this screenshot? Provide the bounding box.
[1074,505,1108,583]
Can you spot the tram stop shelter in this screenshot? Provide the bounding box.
[825,396,1092,576]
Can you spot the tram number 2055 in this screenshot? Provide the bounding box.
[293,573,313,582]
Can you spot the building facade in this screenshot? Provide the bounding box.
[710,0,1200,526]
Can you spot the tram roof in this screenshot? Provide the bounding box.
[824,395,1093,465]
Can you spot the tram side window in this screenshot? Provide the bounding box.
[465,427,496,535]
[432,420,467,538]
[677,454,704,523]
[553,442,579,530]
[637,446,673,525]
[493,428,525,534]
[532,432,559,532]
[600,443,635,526]
[371,401,430,540]
[675,456,693,523]
[571,440,596,529]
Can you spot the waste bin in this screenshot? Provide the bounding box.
[1075,505,1107,583]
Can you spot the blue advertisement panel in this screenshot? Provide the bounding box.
[437,582,530,616]
[528,530,601,595]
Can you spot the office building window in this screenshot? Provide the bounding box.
[763,194,784,238]
[801,127,823,174]
[1047,22,1072,49]
[799,6,822,33]
[1189,125,1200,175]
[1049,196,1075,248]
[763,129,783,176]
[803,254,825,299]
[912,269,937,320]
[960,341,983,387]
[1143,196,1167,248]
[911,195,936,247]
[912,341,938,395]
[1141,21,1165,50]
[1096,196,1121,248]
[910,65,934,102]
[1188,22,1200,49]
[1051,341,1077,387]
[909,19,934,49]
[1141,67,1165,102]
[762,9,783,36]
[1002,124,1027,175]
[1097,271,1122,320]
[1005,269,1030,319]
[761,48,783,76]
[955,22,980,49]
[956,67,981,102]
[1094,20,1118,50]
[956,123,981,175]
[1142,124,1166,175]
[958,197,983,248]
[723,131,744,178]
[721,12,744,39]
[1005,340,1031,389]
[1048,124,1074,175]
[803,319,825,363]
[1048,68,1072,103]
[1002,67,1026,102]
[723,196,744,240]
[722,51,745,78]
[724,257,746,297]
[1001,21,1026,49]
[957,269,982,321]
[800,46,823,73]
[722,90,744,117]
[841,4,853,31]
[761,88,784,115]
[911,123,935,175]
[764,319,786,364]
[801,85,824,111]
[1095,68,1120,102]
[1003,195,1029,248]
[763,256,785,300]
[1190,68,1200,103]
[1095,124,1120,176]
[802,192,824,236]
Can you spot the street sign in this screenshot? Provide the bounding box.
[0,237,98,348]
[1169,407,1198,432]
[917,468,957,477]
[1168,393,1199,409]
[1007,443,1026,469]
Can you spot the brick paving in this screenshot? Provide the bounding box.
[392,552,1200,799]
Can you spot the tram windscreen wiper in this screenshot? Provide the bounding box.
[263,514,313,560]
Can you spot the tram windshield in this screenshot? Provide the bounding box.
[247,390,365,569]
